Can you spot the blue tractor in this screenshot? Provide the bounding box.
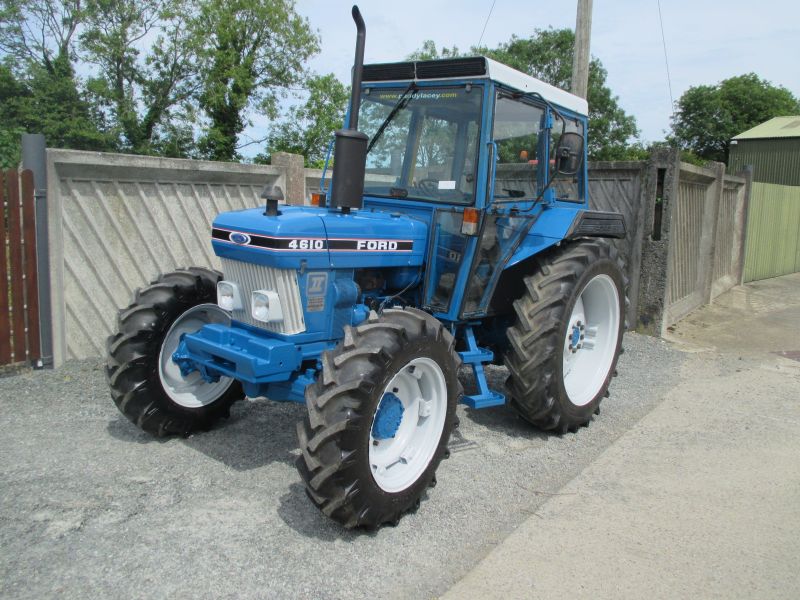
[107,6,627,529]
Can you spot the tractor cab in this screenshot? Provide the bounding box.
[352,56,591,321]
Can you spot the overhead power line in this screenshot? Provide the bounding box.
[656,0,675,119]
[477,0,498,47]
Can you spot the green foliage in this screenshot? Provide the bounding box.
[475,29,639,161]
[0,58,115,167]
[0,0,112,163]
[670,73,800,163]
[81,0,200,156]
[406,40,460,61]
[0,0,83,73]
[193,0,320,161]
[262,73,348,167]
[616,141,708,166]
[0,0,321,162]
[0,125,24,168]
[412,30,639,161]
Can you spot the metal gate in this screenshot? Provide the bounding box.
[1,169,41,367]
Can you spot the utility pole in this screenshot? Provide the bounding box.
[571,0,593,99]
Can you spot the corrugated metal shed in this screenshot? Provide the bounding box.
[729,116,800,186]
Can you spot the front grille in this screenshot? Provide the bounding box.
[221,258,306,334]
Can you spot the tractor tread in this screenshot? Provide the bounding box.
[106,268,241,437]
[296,307,461,529]
[504,240,627,432]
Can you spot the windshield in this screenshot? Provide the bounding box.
[359,86,483,204]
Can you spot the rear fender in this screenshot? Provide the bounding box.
[506,208,626,269]
[506,206,578,269]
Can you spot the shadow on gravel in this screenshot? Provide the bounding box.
[276,482,363,541]
[106,396,304,471]
[462,406,550,441]
[276,481,432,541]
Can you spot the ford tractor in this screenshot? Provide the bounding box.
[106,6,627,529]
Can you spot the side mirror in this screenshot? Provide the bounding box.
[554,131,584,176]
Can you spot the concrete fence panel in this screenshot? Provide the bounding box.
[711,174,748,298]
[664,162,726,328]
[638,149,751,335]
[46,150,284,366]
[588,162,647,327]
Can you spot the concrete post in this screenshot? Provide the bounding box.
[635,146,680,336]
[700,162,726,304]
[21,134,53,368]
[270,152,306,205]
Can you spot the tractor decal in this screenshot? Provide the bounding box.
[212,227,413,253]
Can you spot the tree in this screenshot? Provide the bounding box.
[263,73,348,167]
[191,0,319,161]
[407,39,460,61]
[412,30,640,160]
[670,74,800,163]
[81,0,199,155]
[476,30,639,160]
[0,58,114,168]
[0,0,82,73]
[0,0,114,164]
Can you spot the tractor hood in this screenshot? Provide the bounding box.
[211,206,428,270]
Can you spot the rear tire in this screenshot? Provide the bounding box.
[505,241,627,433]
[296,308,461,529]
[106,268,242,437]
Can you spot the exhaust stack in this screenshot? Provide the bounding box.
[329,5,368,213]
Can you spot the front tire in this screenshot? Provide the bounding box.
[296,308,461,529]
[106,268,242,437]
[505,241,627,433]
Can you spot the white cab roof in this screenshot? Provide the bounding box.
[484,58,588,116]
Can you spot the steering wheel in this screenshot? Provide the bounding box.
[415,178,439,195]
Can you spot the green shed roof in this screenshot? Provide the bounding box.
[733,116,800,140]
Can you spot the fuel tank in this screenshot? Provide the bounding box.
[211,206,427,269]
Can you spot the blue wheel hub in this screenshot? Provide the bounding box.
[372,393,405,440]
[570,323,582,348]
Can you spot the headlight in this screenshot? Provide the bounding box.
[251,290,283,323]
[217,281,242,311]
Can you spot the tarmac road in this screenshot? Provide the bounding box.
[0,330,682,599]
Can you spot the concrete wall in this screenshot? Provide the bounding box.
[38,148,751,365]
[637,149,752,335]
[587,161,647,327]
[46,150,286,366]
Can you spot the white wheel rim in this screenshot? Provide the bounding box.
[157,303,235,409]
[562,274,621,407]
[369,357,448,493]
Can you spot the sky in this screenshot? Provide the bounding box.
[252,0,800,148]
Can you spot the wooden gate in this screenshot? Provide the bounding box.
[1,169,41,367]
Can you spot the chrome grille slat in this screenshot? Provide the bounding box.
[220,258,306,334]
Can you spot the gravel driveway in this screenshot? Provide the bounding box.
[0,333,682,599]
